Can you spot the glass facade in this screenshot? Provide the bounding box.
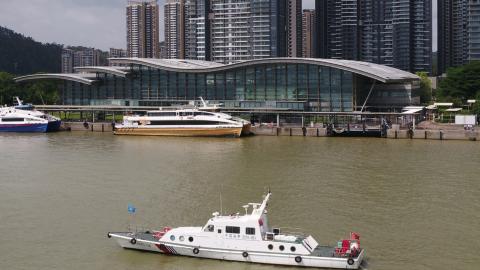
[59,62,412,111]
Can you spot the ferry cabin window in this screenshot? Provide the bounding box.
[246,227,255,235]
[2,118,24,122]
[226,226,240,234]
[147,112,176,117]
[179,111,193,116]
[207,225,214,232]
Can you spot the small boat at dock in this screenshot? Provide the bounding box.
[108,192,365,269]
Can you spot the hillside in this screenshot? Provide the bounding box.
[0,26,63,75]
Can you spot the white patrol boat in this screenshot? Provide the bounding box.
[108,192,365,269]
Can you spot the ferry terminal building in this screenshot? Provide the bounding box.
[16,58,420,112]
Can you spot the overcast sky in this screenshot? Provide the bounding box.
[0,0,437,51]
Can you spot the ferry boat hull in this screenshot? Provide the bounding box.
[47,120,62,132]
[109,232,364,269]
[0,123,48,133]
[114,126,243,137]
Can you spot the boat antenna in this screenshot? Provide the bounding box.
[219,184,223,215]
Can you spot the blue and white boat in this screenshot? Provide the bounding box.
[12,97,62,132]
[0,107,48,133]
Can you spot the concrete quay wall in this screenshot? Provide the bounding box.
[63,122,114,132]
[252,126,328,137]
[387,129,479,141]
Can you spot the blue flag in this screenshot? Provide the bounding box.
[128,204,136,213]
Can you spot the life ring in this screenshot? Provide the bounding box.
[107,233,111,238]
[242,251,248,258]
[347,258,355,265]
[130,238,137,245]
[193,248,199,254]
[295,256,302,263]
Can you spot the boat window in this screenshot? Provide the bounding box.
[2,118,24,122]
[179,111,193,116]
[194,111,213,116]
[218,229,222,234]
[148,120,226,125]
[170,235,175,241]
[147,112,176,117]
[279,245,285,251]
[207,225,214,232]
[188,236,194,242]
[290,246,296,252]
[266,232,274,241]
[268,244,273,250]
[179,236,185,241]
[245,227,255,235]
[226,226,240,234]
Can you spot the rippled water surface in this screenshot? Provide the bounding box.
[0,133,479,270]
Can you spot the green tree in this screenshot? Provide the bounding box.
[0,71,60,105]
[438,61,480,100]
[0,72,17,105]
[415,71,432,104]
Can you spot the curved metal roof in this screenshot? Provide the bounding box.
[74,66,129,77]
[14,58,419,85]
[109,57,419,83]
[15,73,97,85]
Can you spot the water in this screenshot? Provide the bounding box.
[0,133,479,270]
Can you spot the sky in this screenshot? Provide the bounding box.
[0,0,437,51]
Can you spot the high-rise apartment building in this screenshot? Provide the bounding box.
[438,0,469,74]
[287,0,302,57]
[209,0,286,64]
[302,9,316,58]
[468,0,480,61]
[109,48,128,58]
[126,0,160,58]
[165,0,185,59]
[315,0,432,73]
[185,0,210,60]
[438,0,480,73]
[61,49,74,73]
[61,48,101,73]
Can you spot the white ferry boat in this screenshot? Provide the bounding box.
[114,108,245,137]
[108,192,365,269]
[12,97,62,132]
[0,107,48,132]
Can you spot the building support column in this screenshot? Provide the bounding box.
[360,80,377,112]
[276,114,280,127]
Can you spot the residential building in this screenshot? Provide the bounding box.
[159,41,166,58]
[468,0,480,61]
[165,0,185,59]
[438,0,469,74]
[209,0,286,64]
[61,48,102,73]
[185,0,210,60]
[315,0,432,74]
[126,0,160,58]
[302,9,316,58]
[61,49,74,73]
[109,48,127,58]
[287,0,302,57]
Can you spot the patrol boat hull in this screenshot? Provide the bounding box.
[108,232,364,269]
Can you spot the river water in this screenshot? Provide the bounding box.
[0,133,479,270]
